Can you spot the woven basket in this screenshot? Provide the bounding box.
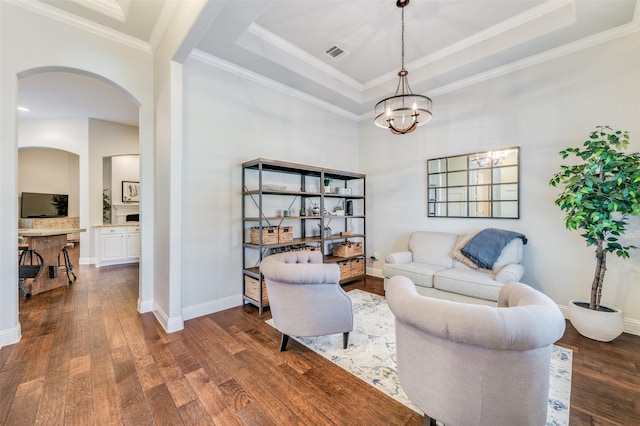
[250,226,279,245]
[350,258,365,277]
[338,260,351,281]
[332,241,363,257]
[244,276,269,305]
[278,226,294,243]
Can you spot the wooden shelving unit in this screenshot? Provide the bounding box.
[242,158,366,313]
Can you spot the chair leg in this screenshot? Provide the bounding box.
[280,334,289,352]
[18,279,31,298]
[62,247,76,284]
[343,332,350,349]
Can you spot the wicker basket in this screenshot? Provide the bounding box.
[244,276,269,305]
[332,241,363,257]
[278,226,294,243]
[250,226,279,245]
[350,257,365,277]
[338,260,351,281]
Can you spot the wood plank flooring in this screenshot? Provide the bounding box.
[1,248,639,425]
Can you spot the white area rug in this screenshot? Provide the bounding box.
[267,289,572,425]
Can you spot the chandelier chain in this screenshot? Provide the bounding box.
[401,6,405,70]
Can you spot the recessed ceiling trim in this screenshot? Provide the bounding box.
[7,0,150,53]
[246,23,362,91]
[71,0,129,23]
[357,15,640,122]
[363,0,576,91]
[190,49,359,121]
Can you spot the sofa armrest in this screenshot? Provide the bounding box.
[495,264,524,283]
[385,251,413,264]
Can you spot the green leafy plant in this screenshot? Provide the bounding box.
[549,125,640,310]
[324,177,332,187]
[103,188,111,223]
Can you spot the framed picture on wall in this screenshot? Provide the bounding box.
[122,181,140,202]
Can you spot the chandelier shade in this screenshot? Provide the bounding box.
[374,0,432,135]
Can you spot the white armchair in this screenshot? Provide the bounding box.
[260,251,353,351]
[387,275,566,426]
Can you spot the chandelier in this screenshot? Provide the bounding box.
[374,0,432,135]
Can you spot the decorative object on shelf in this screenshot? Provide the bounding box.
[283,210,291,217]
[335,203,345,216]
[122,180,140,203]
[374,0,432,135]
[300,207,306,217]
[549,125,640,342]
[318,224,332,238]
[324,177,332,194]
[312,203,321,216]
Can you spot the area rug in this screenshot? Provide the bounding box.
[266,289,572,426]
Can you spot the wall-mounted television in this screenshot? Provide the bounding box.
[20,192,69,218]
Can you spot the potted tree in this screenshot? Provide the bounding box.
[549,125,640,341]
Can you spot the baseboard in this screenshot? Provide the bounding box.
[152,302,184,333]
[79,257,95,265]
[0,323,21,348]
[558,304,640,337]
[182,294,242,321]
[138,298,153,313]
[366,266,383,278]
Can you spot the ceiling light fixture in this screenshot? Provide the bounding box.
[374,0,432,135]
[17,106,30,112]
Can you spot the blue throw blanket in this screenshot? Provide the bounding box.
[460,228,528,269]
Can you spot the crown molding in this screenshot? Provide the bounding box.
[148,0,178,52]
[7,0,151,54]
[190,50,359,121]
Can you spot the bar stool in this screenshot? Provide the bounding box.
[58,242,77,284]
[18,249,43,298]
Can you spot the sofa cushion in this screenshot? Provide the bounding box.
[408,231,458,268]
[383,262,447,288]
[434,269,503,301]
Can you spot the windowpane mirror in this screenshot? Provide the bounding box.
[427,147,520,218]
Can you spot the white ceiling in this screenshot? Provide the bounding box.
[16,0,639,125]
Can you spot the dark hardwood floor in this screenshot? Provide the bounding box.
[1,246,639,425]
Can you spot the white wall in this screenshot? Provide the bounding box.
[18,147,80,217]
[181,56,359,319]
[360,31,640,332]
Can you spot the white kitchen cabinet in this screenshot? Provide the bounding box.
[95,225,140,267]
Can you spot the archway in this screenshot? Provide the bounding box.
[16,67,143,307]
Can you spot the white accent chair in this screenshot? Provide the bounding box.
[386,275,566,426]
[260,251,353,351]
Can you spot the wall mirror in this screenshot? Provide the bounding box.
[427,147,519,218]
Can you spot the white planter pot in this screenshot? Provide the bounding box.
[568,300,624,342]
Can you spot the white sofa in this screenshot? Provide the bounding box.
[383,230,525,305]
